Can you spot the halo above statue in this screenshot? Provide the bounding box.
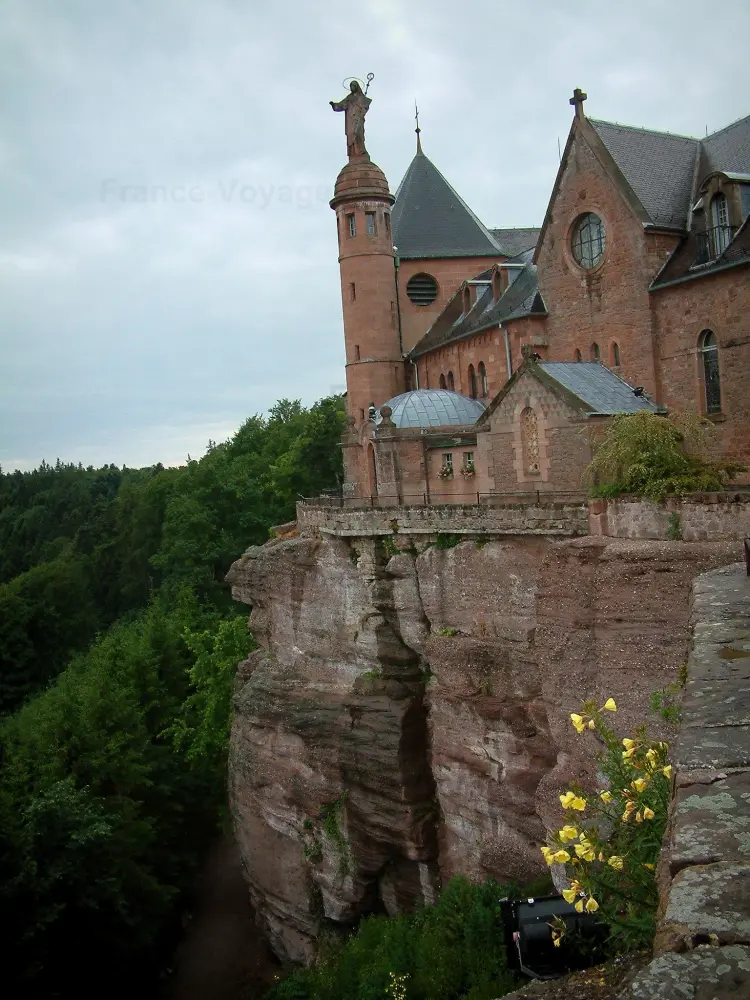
[340,73,374,95]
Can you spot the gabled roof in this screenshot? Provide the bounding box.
[477,360,661,428]
[391,151,504,259]
[589,119,698,230]
[409,252,546,359]
[537,363,661,414]
[701,115,750,180]
[489,227,541,256]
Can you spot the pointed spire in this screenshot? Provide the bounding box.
[414,101,423,154]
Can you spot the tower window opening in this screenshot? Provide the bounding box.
[478,361,488,397]
[366,212,376,236]
[439,373,447,389]
[354,344,360,361]
[591,342,600,361]
[447,370,455,390]
[468,364,477,399]
[346,213,356,237]
[349,282,356,302]
[612,342,620,367]
[384,213,391,236]
[575,349,582,362]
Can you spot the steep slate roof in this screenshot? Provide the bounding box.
[589,120,698,230]
[409,251,546,359]
[391,152,504,259]
[701,115,750,178]
[489,227,541,256]
[477,361,661,428]
[537,363,660,414]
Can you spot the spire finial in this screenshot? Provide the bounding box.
[414,101,423,154]
[569,87,587,120]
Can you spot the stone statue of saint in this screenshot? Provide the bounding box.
[330,81,371,159]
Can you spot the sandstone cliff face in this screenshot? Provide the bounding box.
[227,533,736,963]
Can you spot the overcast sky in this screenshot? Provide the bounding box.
[2,0,749,471]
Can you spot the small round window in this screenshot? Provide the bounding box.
[406,272,438,306]
[571,212,606,269]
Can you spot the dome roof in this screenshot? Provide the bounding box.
[377,389,486,429]
[332,157,393,205]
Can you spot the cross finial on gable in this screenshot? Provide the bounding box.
[414,101,423,154]
[569,87,587,120]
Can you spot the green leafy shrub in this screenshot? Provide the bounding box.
[585,411,743,501]
[541,698,671,951]
[435,533,462,550]
[437,626,459,637]
[267,876,520,1000]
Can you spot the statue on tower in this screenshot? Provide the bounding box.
[330,80,371,160]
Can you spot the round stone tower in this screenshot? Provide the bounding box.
[330,86,403,427]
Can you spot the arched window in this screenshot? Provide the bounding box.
[439,373,447,389]
[468,364,477,398]
[712,194,731,255]
[575,349,582,362]
[478,362,488,397]
[447,370,455,391]
[521,407,540,475]
[611,342,621,367]
[571,213,606,269]
[591,342,600,361]
[700,330,721,414]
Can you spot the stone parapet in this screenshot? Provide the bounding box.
[296,500,589,538]
[589,494,750,541]
[626,562,750,998]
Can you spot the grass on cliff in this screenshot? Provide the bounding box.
[266,876,526,1000]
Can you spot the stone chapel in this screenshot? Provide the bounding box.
[329,84,750,502]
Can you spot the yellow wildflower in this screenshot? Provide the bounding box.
[624,800,636,813]
[569,796,587,811]
[575,899,584,913]
[607,856,624,870]
[574,843,595,862]
[632,777,648,793]
[602,698,617,712]
[541,846,554,866]
[643,807,655,820]
[622,738,636,749]
[622,747,637,760]
[643,863,655,870]
[552,850,571,864]
[600,790,613,803]
[663,765,672,780]
[622,809,631,822]
[559,825,578,843]
[553,936,561,947]
[585,897,599,913]
[560,791,576,809]
[588,719,596,730]
[635,810,643,823]
[570,713,586,734]
[562,887,577,904]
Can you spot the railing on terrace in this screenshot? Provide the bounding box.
[300,491,589,509]
[694,224,736,265]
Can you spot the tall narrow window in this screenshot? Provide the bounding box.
[700,330,721,414]
[354,344,360,361]
[478,361,488,397]
[612,342,620,367]
[447,371,455,390]
[349,282,356,301]
[521,407,540,475]
[384,213,391,237]
[442,453,453,474]
[439,373,447,389]
[468,364,477,399]
[575,349,582,362]
[346,213,356,237]
[365,212,376,236]
[712,194,731,255]
[591,342,600,361]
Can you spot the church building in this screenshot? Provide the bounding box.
[329,82,750,502]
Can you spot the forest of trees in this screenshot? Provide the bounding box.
[0,396,346,997]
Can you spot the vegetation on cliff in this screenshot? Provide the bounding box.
[585,410,743,500]
[268,876,521,1000]
[0,396,345,995]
